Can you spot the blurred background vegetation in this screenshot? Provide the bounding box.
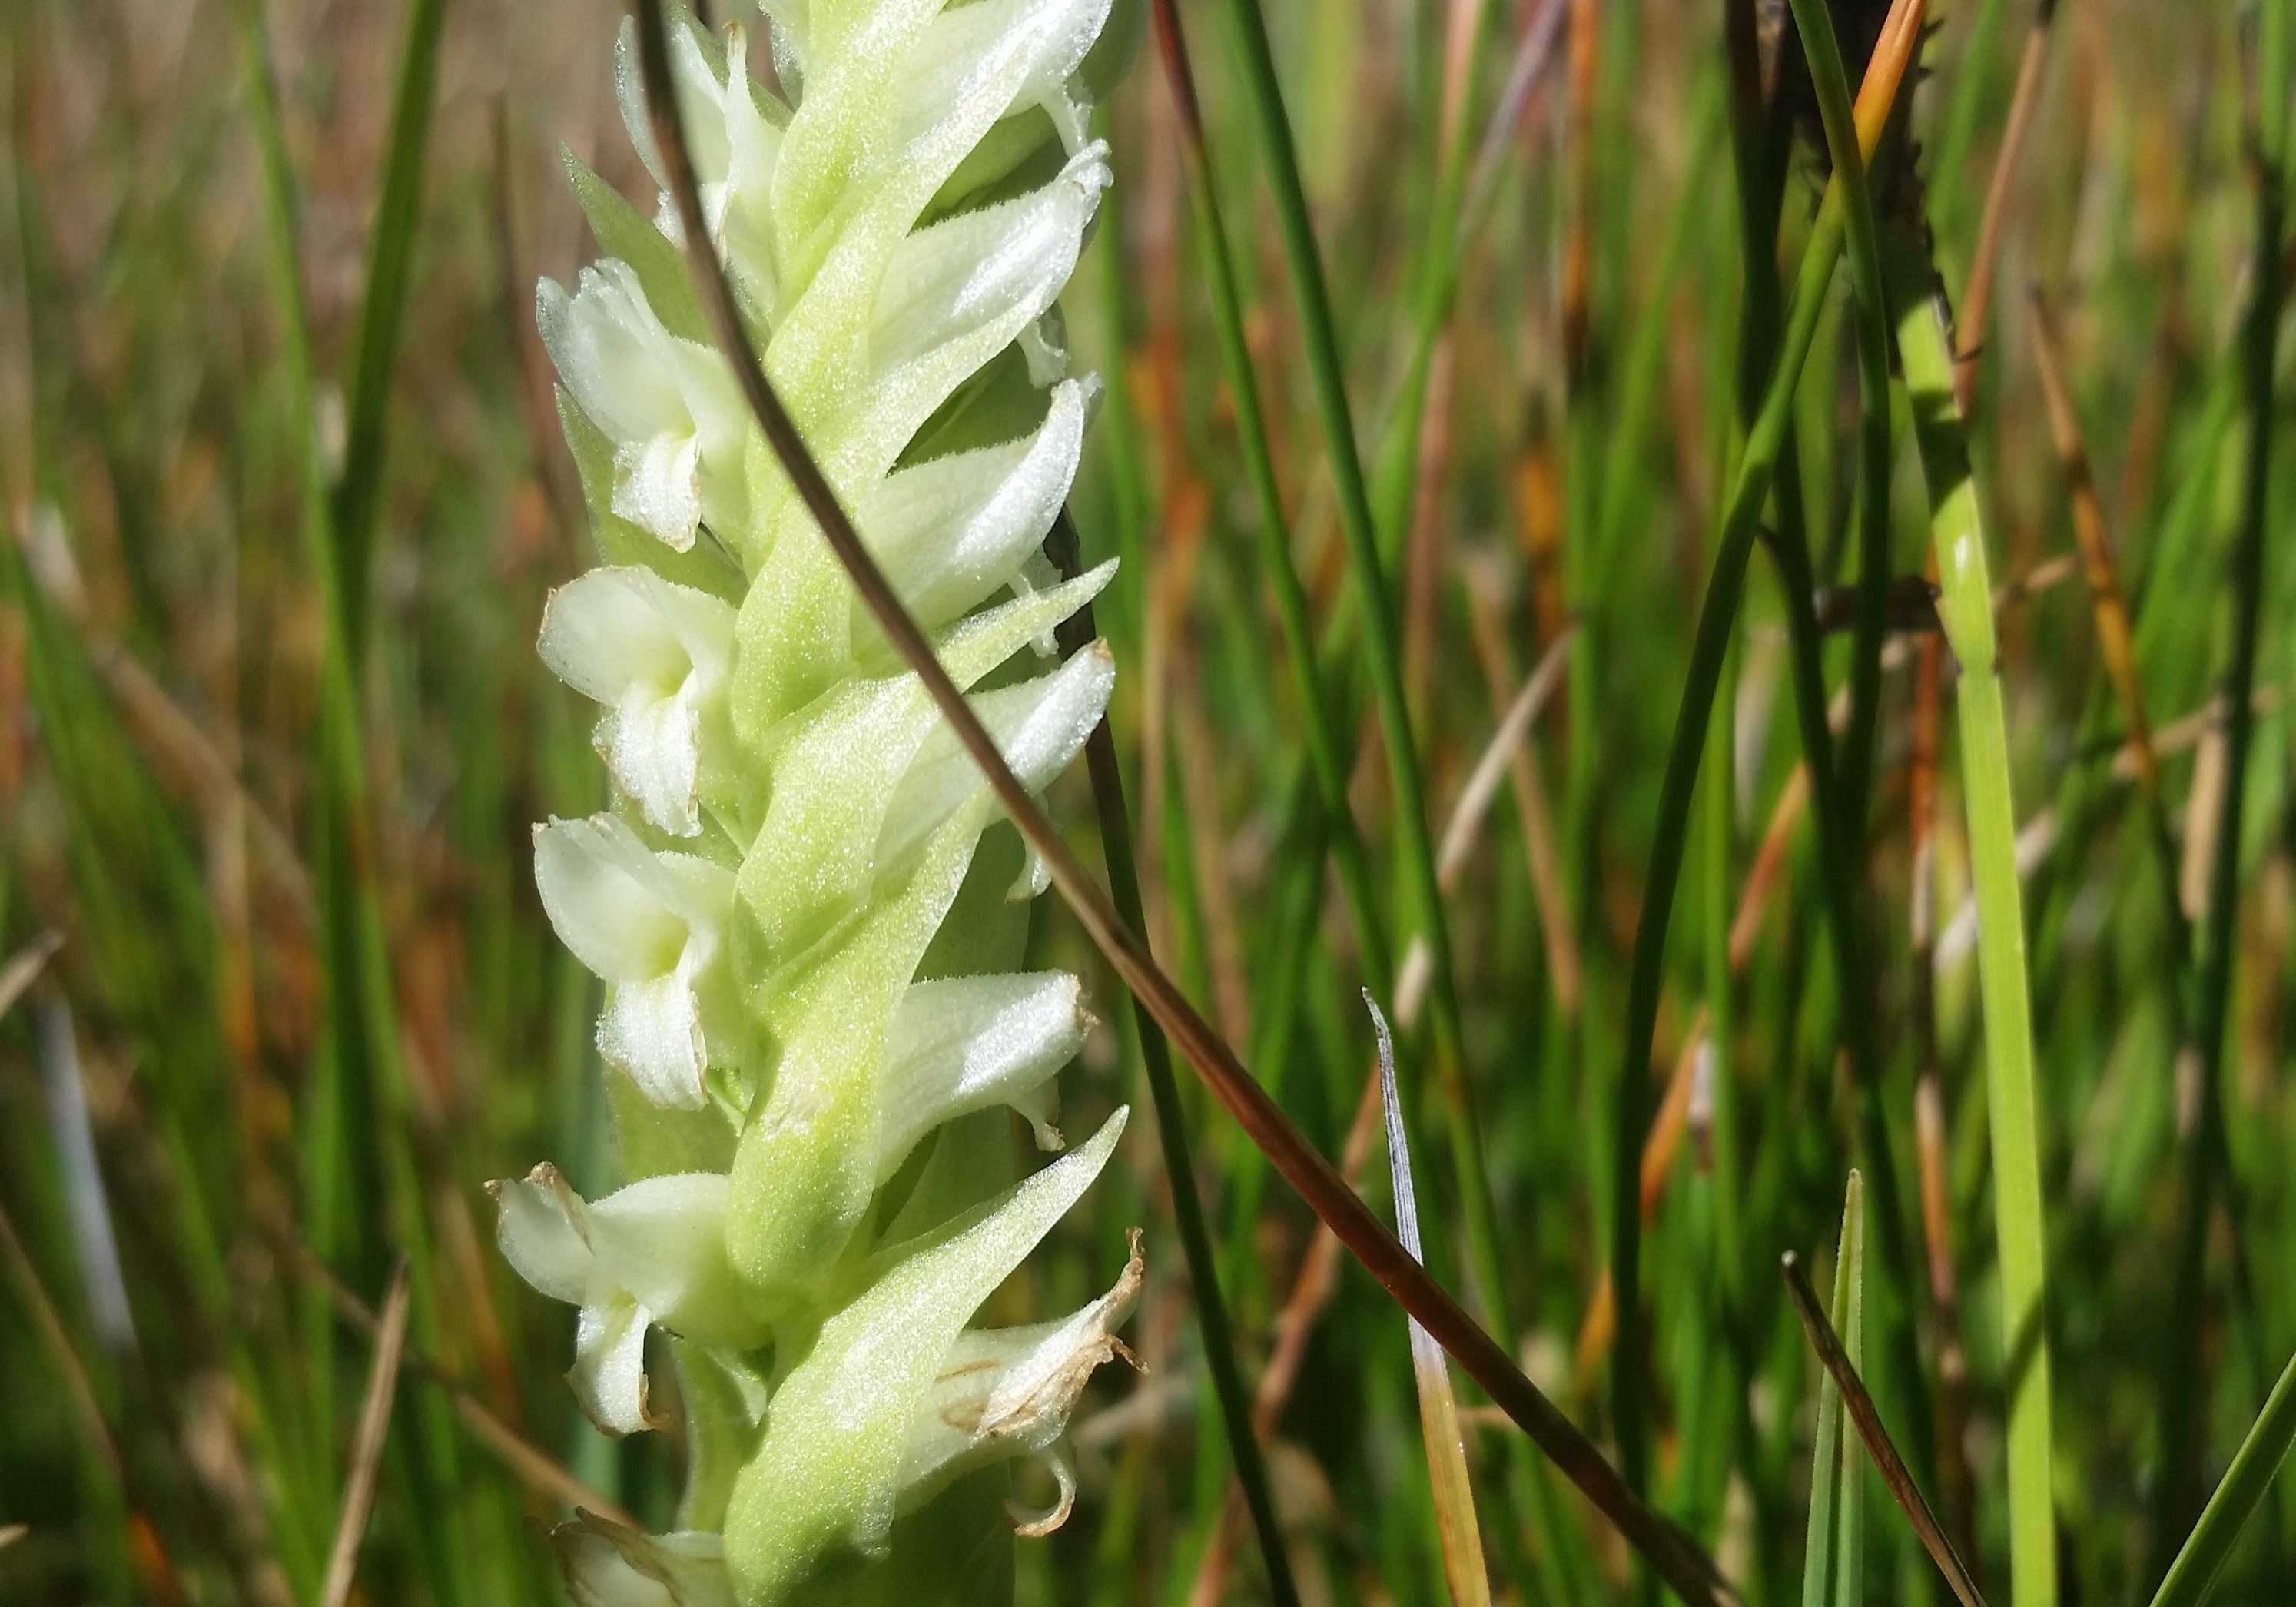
[2,0,2292,1602]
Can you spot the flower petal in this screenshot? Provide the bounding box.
[896,1227,1143,1519]
[612,433,706,554]
[850,144,1109,470]
[856,377,1090,636]
[601,973,710,1110]
[539,260,745,553]
[875,971,1088,1177]
[539,567,732,705]
[585,1173,761,1346]
[601,688,705,838]
[877,641,1114,868]
[541,569,736,837]
[539,264,689,450]
[534,816,699,981]
[492,1164,600,1307]
[737,563,1113,957]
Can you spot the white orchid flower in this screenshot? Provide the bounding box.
[612,16,782,297]
[493,1167,765,1436]
[537,259,748,553]
[534,814,736,1109]
[874,971,1087,1175]
[539,568,736,837]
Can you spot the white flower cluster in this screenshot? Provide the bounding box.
[492,5,1140,1601]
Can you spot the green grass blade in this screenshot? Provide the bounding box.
[1367,0,1495,563]
[1373,998,1495,1607]
[329,0,452,639]
[2152,0,2292,1576]
[1800,1174,1866,1607]
[1890,242,2058,1607]
[1046,515,1302,1607]
[1147,0,1393,996]
[1608,0,1923,1499]
[2148,1349,2296,1607]
[1778,0,1895,835]
[1212,0,1515,1390]
[1774,0,1934,1501]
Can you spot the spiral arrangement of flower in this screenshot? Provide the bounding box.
[491,5,1140,1599]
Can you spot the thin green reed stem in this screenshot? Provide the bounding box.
[1608,14,1916,1484]
[1777,0,1936,1505]
[1148,18,1573,1596]
[1595,78,1725,566]
[1149,0,1394,996]
[1213,0,1508,1342]
[2154,0,2291,1581]
[1609,198,1832,1498]
[330,0,450,642]
[1791,34,1896,845]
[1890,251,2056,1607]
[1799,1176,1866,1607]
[237,0,363,1521]
[2148,1348,2296,1607]
[1718,0,1780,1314]
[234,0,423,1188]
[1049,512,1302,1607]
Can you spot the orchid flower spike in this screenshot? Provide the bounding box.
[503,1,1140,1599]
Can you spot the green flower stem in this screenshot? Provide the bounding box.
[1047,510,1302,1607]
[1211,0,1510,1365]
[1890,246,2057,1607]
[2153,0,2291,1577]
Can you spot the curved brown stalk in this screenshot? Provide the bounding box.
[629,6,1730,1600]
[1783,1253,1987,1607]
